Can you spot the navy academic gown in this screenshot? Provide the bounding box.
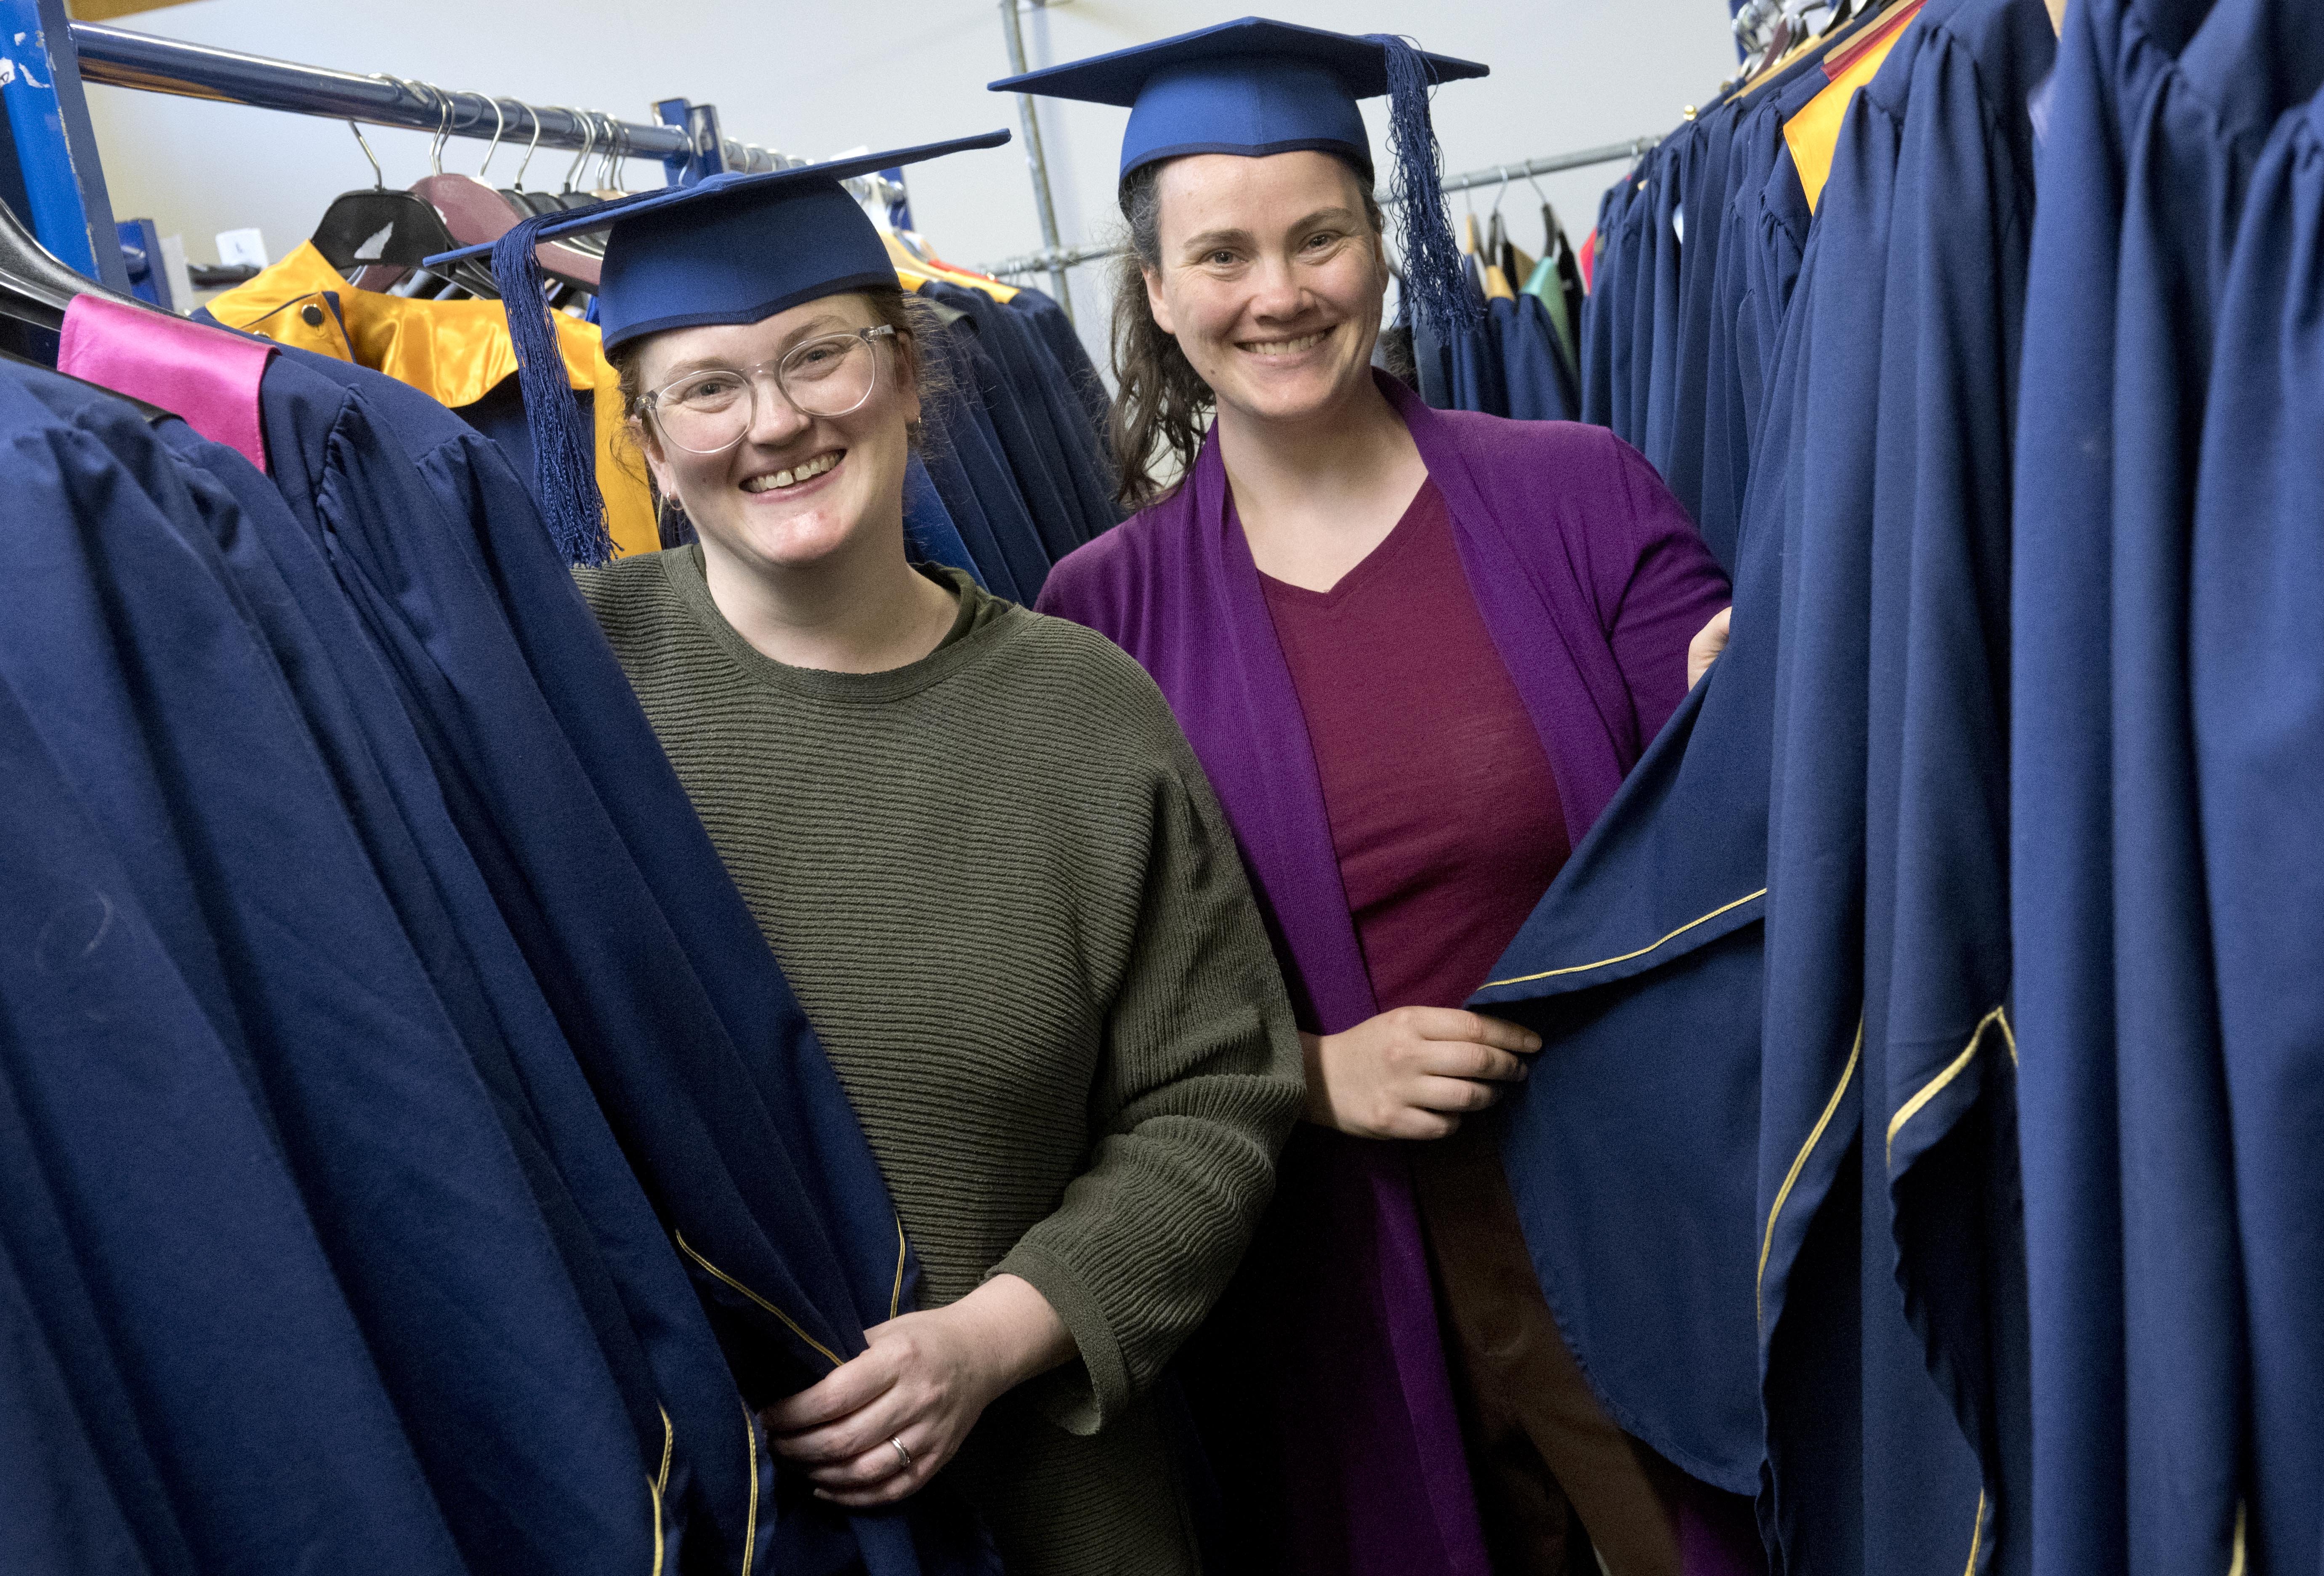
[1007,284,1113,457]
[0,362,557,1576]
[0,676,468,1576]
[1468,61,1835,1517]
[1470,208,1815,1512]
[4,363,663,1576]
[246,345,999,1576]
[134,391,778,1573]
[0,372,485,1576]
[927,279,1119,549]
[923,282,1100,564]
[2015,2,2324,1571]
[1614,155,1664,448]
[1487,11,2054,1568]
[2189,78,2324,1576]
[1495,291,1579,421]
[1856,7,2053,1573]
[921,318,1059,596]
[1757,11,2054,1568]
[903,450,989,586]
[917,438,1022,601]
[1698,70,1822,575]
[1579,183,1626,428]
[1630,134,1686,456]
[1653,97,1742,531]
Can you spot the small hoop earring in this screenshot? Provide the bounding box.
[655,492,696,550]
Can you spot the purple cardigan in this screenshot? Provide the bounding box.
[1038,372,1730,1576]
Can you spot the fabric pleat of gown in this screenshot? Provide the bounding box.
[1037,369,1736,1576]
[15,309,1005,1576]
[2013,2,2324,1573]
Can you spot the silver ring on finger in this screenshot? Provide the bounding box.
[888,1435,914,1472]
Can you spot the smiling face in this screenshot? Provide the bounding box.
[1142,150,1390,432]
[629,292,920,578]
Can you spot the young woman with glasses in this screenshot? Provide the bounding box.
[457,140,1306,1576]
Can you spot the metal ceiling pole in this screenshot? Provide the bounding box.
[64,21,904,204]
[996,0,1072,317]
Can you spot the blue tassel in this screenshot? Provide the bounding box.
[490,216,614,567]
[1366,32,1482,340]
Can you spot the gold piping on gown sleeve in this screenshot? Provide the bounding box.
[890,1216,907,1323]
[1961,1489,1986,1576]
[1483,888,1767,989]
[1886,1006,2015,1164]
[1758,1020,1863,1321]
[648,1408,673,1576]
[2228,1501,2247,1576]
[205,241,659,558]
[740,1402,760,1576]
[672,1229,843,1370]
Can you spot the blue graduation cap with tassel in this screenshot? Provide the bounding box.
[990,17,1488,341]
[425,130,1011,566]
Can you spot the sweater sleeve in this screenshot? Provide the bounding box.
[994,724,1305,1436]
[1603,433,1733,745]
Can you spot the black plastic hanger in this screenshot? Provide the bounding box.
[310,117,466,274]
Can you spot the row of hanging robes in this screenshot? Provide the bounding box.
[1468,2,2324,1576]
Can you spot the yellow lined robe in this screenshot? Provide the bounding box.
[206,243,658,558]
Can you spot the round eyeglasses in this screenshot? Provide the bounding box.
[638,325,897,455]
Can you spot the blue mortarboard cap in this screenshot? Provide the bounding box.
[991,18,1486,345]
[989,17,1485,180]
[423,130,1008,565]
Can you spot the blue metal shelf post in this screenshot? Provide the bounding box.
[0,0,130,290]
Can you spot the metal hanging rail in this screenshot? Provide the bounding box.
[66,21,905,205]
[1429,136,1661,198]
[975,133,1661,281]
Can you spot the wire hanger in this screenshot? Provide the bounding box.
[308,81,465,278]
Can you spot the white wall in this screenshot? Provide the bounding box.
[84,0,1734,367]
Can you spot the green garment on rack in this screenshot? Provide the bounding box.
[1524,253,1578,367]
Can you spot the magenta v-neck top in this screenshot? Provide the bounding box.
[1256,479,1571,1012]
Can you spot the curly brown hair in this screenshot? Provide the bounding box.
[1106,155,1387,509]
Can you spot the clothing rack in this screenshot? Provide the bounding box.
[0,0,904,310]
[973,133,1662,282]
[66,23,906,204]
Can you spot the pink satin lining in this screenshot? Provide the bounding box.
[58,296,274,473]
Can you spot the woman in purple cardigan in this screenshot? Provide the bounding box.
[1006,19,1747,1576]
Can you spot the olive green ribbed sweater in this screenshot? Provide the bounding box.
[576,549,1303,1576]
